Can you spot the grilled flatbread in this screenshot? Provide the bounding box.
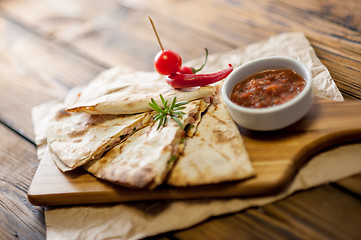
[47,109,151,172]
[84,100,208,189]
[167,94,255,186]
[66,67,216,115]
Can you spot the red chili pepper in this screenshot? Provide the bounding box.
[166,64,233,88]
[179,48,209,74]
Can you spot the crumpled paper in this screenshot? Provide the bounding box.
[187,32,343,101]
[40,32,359,239]
[45,144,361,240]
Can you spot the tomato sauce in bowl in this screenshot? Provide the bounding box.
[230,69,306,108]
[222,56,312,131]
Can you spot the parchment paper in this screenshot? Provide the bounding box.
[37,32,360,239]
[45,144,361,240]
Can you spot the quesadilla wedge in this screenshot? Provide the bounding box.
[47,109,151,172]
[66,67,216,115]
[84,99,209,189]
[167,93,255,186]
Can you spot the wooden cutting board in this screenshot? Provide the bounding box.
[28,97,361,206]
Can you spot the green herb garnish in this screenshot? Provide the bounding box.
[168,155,178,165]
[149,94,188,130]
[192,48,209,74]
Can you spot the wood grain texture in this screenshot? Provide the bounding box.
[0,124,45,240]
[28,98,361,206]
[336,173,361,197]
[174,185,361,239]
[1,0,360,99]
[0,0,360,239]
[0,12,107,139]
[0,0,232,70]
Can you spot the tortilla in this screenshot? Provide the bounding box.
[66,67,216,115]
[32,101,64,147]
[185,98,209,137]
[166,94,255,186]
[47,109,151,172]
[84,99,208,189]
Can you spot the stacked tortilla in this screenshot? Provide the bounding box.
[46,67,255,189]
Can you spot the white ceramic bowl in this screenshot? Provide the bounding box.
[222,56,313,131]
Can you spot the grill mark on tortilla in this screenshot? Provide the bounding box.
[103,86,129,95]
[68,114,120,137]
[48,110,151,171]
[69,129,87,137]
[207,112,227,125]
[189,160,204,178]
[166,92,255,187]
[83,100,204,189]
[213,129,236,143]
[85,114,120,125]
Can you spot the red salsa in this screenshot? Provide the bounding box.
[230,69,306,108]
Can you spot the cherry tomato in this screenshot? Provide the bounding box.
[154,49,182,75]
[179,66,194,74]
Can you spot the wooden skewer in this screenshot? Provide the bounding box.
[148,15,164,51]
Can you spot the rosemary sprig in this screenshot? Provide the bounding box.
[149,94,188,130]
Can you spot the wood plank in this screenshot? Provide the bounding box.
[1,0,360,100]
[28,98,361,206]
[336,173,361,197]
[0,124,45,240]
[310,38,361,100]
[0,0,232,70]
[0,12,107,139]
[147,0,361,100]
[0,1,359,239]
[174,185,361,239]
[278,0,361,33]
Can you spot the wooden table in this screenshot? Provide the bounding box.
[1,0,360,239]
